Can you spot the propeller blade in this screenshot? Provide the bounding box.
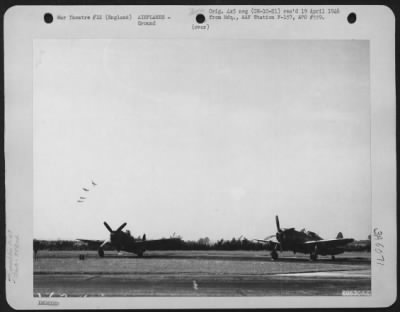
[275,232,283,251]
[100,240,109,248]
[275,215,281,232]
[116,222,127,232]
[279,232,285,251]
[103,222,113,233]
[264,234,276,240]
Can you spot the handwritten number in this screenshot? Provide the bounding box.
[373,228,384,266]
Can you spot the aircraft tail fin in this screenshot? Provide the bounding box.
[336,232,343,239]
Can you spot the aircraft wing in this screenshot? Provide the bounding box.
[253,239,280,250]
[303,238,354,248]
[135,238,182,250]
[254,235,279,244]
[254,239,272,243]
[76,239,106,246]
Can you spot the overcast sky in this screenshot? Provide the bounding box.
[33,39,370,241]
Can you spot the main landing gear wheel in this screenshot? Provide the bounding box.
[331,255,335,261]
[98,248,104,258]
[310,252,318,261]
[137,251,144,257]
[271,250,278,260]
[310,245,318,261]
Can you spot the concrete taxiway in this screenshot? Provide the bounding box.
[34,250,371,297]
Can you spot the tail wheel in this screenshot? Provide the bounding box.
[98,248,105,257]
[271,250,278,260]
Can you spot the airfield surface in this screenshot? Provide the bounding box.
[34,250,371,297]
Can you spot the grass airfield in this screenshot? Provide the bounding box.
[34,250,371,297]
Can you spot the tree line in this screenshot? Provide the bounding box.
[33,237,267,251]
[33,237,371,252]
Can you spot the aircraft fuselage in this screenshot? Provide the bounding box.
[278,229,345,255]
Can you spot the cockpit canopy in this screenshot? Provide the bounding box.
[305,230,322,240]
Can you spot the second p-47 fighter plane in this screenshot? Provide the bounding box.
[255,216,354,261]
[78,222,182,257]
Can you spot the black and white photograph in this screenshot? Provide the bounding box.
[32,38,372,297]
[4,5,396,309]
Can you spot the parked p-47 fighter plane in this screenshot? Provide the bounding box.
[78,222,182,257]
[255,216,354,261]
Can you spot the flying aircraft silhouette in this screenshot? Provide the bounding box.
[79,197,86,200]
[92,180,97,186]
[77,200,84,203]
[82,188,89,192]
[255,215,354,261]
[78,222,182,257]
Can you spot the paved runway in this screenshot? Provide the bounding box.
[34,250,371,297]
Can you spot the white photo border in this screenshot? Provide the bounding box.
[4,5,396,309]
